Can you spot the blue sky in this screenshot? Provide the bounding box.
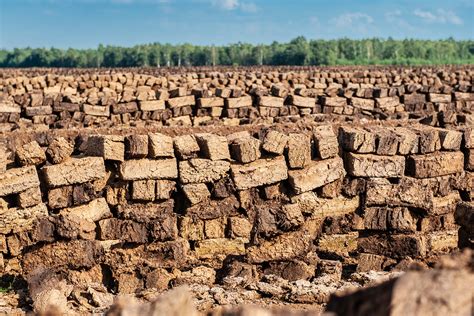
[1,0,473,49]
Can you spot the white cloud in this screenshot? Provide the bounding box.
[332,12,374,28]
[413,9,463,25]
[384,10,414,30]
[209,0,258,13]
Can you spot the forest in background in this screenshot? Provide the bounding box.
[1,37,473,68]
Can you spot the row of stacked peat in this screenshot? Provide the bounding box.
[1,70,473,129]
[0,123,473,296]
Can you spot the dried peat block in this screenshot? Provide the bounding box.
[167,95,195,108]
[287,133,311,169]
[174,135,200,160]
[437,129,462,151]
[351,97,375,111]
[322,96,346,107]
[288,95,315,108]
[195,134,230,161]
[179,159,230,184]
[428,93,452,103]
[0,166,40,196]
[229,136,261,164]
[288,157,345,194]
[86,135,125,162]
[125,135,149,159]
[83,104,110,117]
[262,130,289,155]
[291,192,359,217]
[194,238,246,259]
[345,153,405,178]
[139,100,166,111]
[116,200,175,222]
[230,156,288,191]
[225,96,253,108]
[0,203,48,234]
[327,269,474,316]
[59,198,112,222]
[313,125,338,159]
[112,102,138,114]
[363,207,417,232]
[339,127,376,153]
[388,127,419,155]
[0,102,21,113]
[42,157,106,187]
[317,232,358,255]
[17,186,42,208]
[148,133,174,158]
[426,230,458,253]
[366,177,461,214]
[464,128,474,148]
[182,183,210,205]
[22,240,104,274]
[16,141,46,166]
[46,137,74,164]
[258,96,284,108]
[246,217,321,263]
[197,97,224,108]
[406,151,464,178]
[358,233,427,258]
[120,158,178,181]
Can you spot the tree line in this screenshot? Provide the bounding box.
[1,37,473,68]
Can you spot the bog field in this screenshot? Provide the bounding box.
[0,65,473,315]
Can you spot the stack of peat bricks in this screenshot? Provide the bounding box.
[0,66,473,315]
[0,66,473,131]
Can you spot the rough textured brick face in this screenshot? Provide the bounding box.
[195,134,230,161]
[16,141,46,166]
[258,96,284,108]
[125,135,149,159]
[46,137,74,164]
[345,153,405,178]
[262,130,289,155]
[173,135,200,160]
[231,156,288,191]
[120,158,178,181]
[229,136,261,163]
[287,133,311,169]
[182,183,210,205]
[60,198,112,223]
[86,135,125,162]
[406,151,464,178]
[179,159,230,184]
[313,125,338,159]
[167,95,195,108]
[0,166,40,196]
[139,100,165,111]
[42,157,106,187]
[197,97,224,108]
[0,203,48,234]
[225,96,252,108]
[132,180,156,201]
[339,127,376,153]
[288,157,345,194]
[292,192,359,217]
